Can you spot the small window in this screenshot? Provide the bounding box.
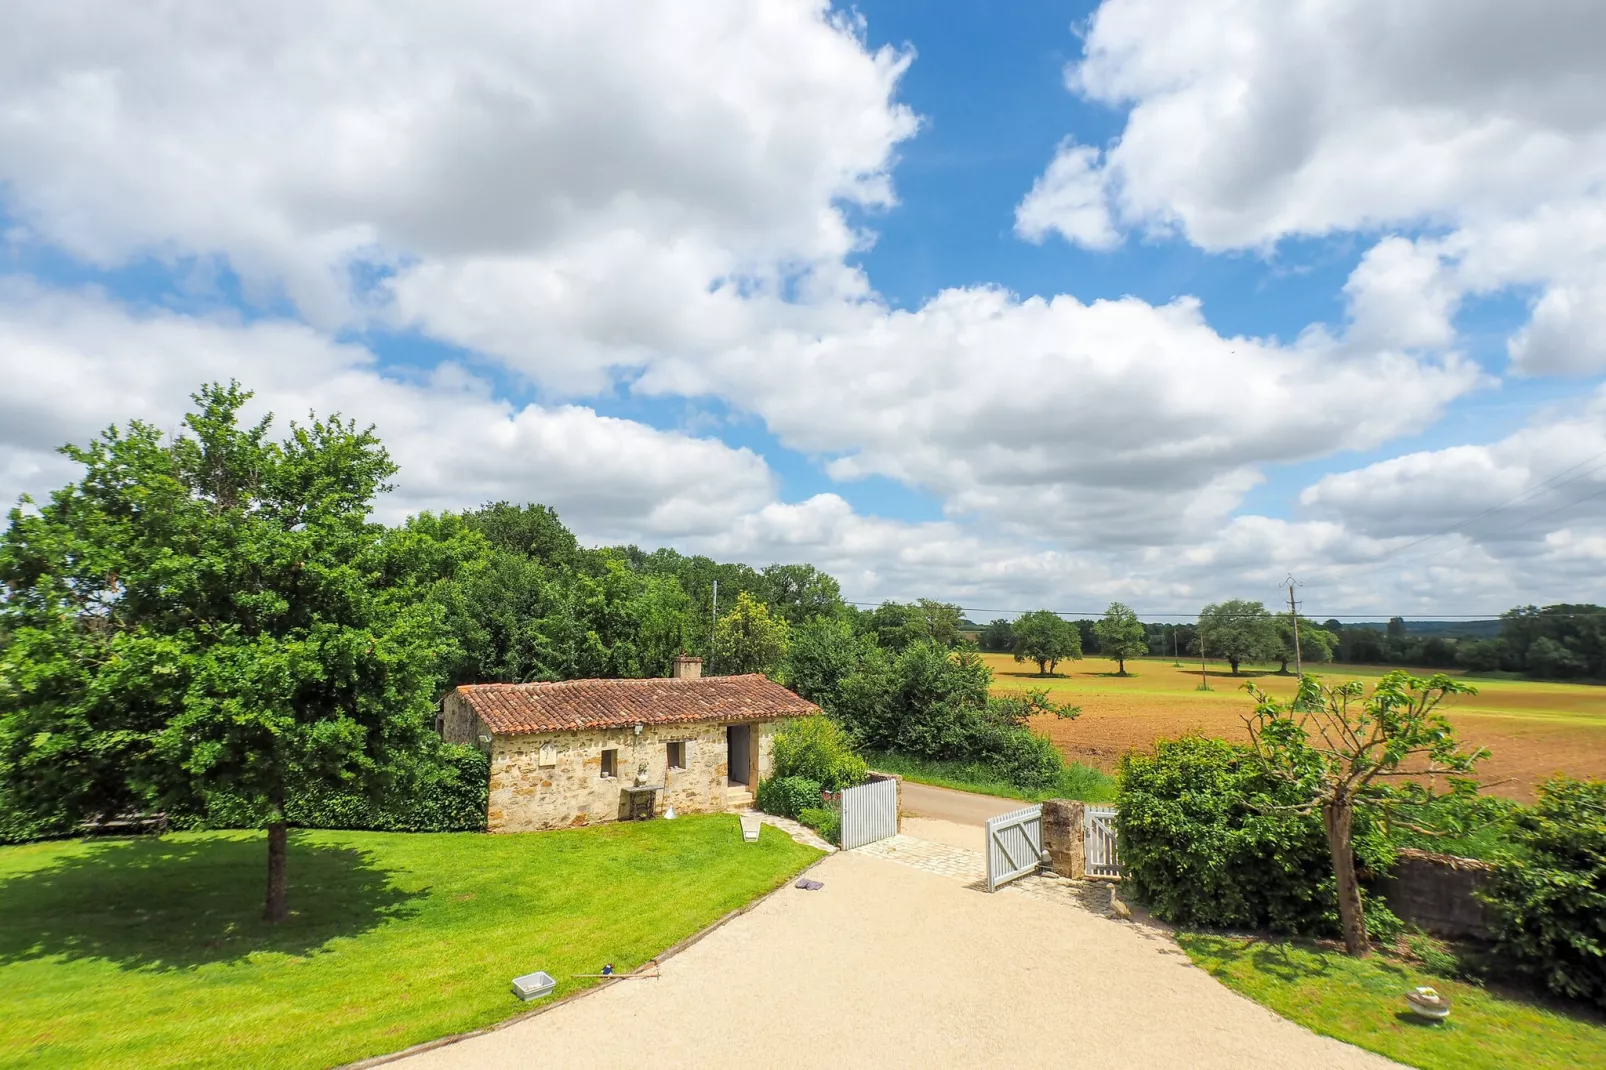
[667,741,686,770]
[600,749,617,779]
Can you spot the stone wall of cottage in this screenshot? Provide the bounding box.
[439,692,486,752]
[487,718,786,833]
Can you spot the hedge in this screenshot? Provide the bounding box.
[1118,735,1397,940]
[1483,776,1606,1009]
[2,743,488,842]
[203,743,489,833]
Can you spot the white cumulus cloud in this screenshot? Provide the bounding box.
[1023,0,1606,375]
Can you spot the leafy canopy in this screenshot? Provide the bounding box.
[714,590,788,675]
[1196,600,1280,673]
[1011,610,1081,675]
[0,383,455,909]
[1094,602,1147,674]
[1275,615,1336,673]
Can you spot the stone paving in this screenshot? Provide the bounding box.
[854,831,1132,920]
[855,833,985,882]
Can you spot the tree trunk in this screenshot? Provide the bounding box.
[1229,656,1241,675]
[264,815,289,924]
[1037,658,1048,675]
[1322,798,1369,956]
[1117,657,1127,675]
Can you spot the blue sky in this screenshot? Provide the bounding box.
[2,1,1604,615]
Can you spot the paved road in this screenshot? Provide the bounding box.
[897,780,1024,825]
[397,822,1397,1070]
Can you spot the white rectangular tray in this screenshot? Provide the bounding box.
[512,970,557,1000]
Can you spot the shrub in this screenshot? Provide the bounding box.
[797,805,840,846]
[832,641,1078,790]
[958,707,1066,789]
[756,775,823,820]
[1483,776,1606,1009]
[771,716,868,791]
[1119,735,1397,940]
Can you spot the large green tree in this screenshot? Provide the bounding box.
[757,563,843,626]
[1275,615,1337,675]
[1011,610,1081,675]
[0,383,453,922]
[1195,600,1280,674]
[784,614,869,710]
[865,599,966,652]
[1094,602,1148,675]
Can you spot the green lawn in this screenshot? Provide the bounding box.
[866,750,1116,803]
[0,817,820,1069]
[1179,933,1606,1070]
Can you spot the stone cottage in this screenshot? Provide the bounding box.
[440,656,819,833]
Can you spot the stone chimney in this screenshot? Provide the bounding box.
[671,655,703,680]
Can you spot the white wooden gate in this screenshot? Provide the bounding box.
[985,804,1044,891]
[840,778,898,850]
[1084,803,1120,878]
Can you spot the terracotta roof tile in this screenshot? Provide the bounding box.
[452,674,819,736]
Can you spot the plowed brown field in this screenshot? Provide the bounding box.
[987,654,1606,801]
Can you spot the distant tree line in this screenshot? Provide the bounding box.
[1325,605,1606,679]
[979,601,1606,681]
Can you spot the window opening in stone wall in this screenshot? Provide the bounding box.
[667,741,686,770]
[601,748,617,779]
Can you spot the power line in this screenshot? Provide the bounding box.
[838,599,1603,620]
[1332,449,1606,583]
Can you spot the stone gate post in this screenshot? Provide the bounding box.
[1041,799,1086,879]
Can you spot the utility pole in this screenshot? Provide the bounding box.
[1198,630,1209,691]
[1284,576,1304,680]
[710,579,719,673]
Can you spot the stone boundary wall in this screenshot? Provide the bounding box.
[1376,848,1495,939]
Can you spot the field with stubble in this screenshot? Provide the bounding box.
[985,653,1606,801]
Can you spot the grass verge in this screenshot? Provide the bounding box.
[865,750,1116,802]
[0,816,820,1069]
[1178,932,1606,1070]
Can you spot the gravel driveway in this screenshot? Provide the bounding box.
[393,819,1398,1069]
